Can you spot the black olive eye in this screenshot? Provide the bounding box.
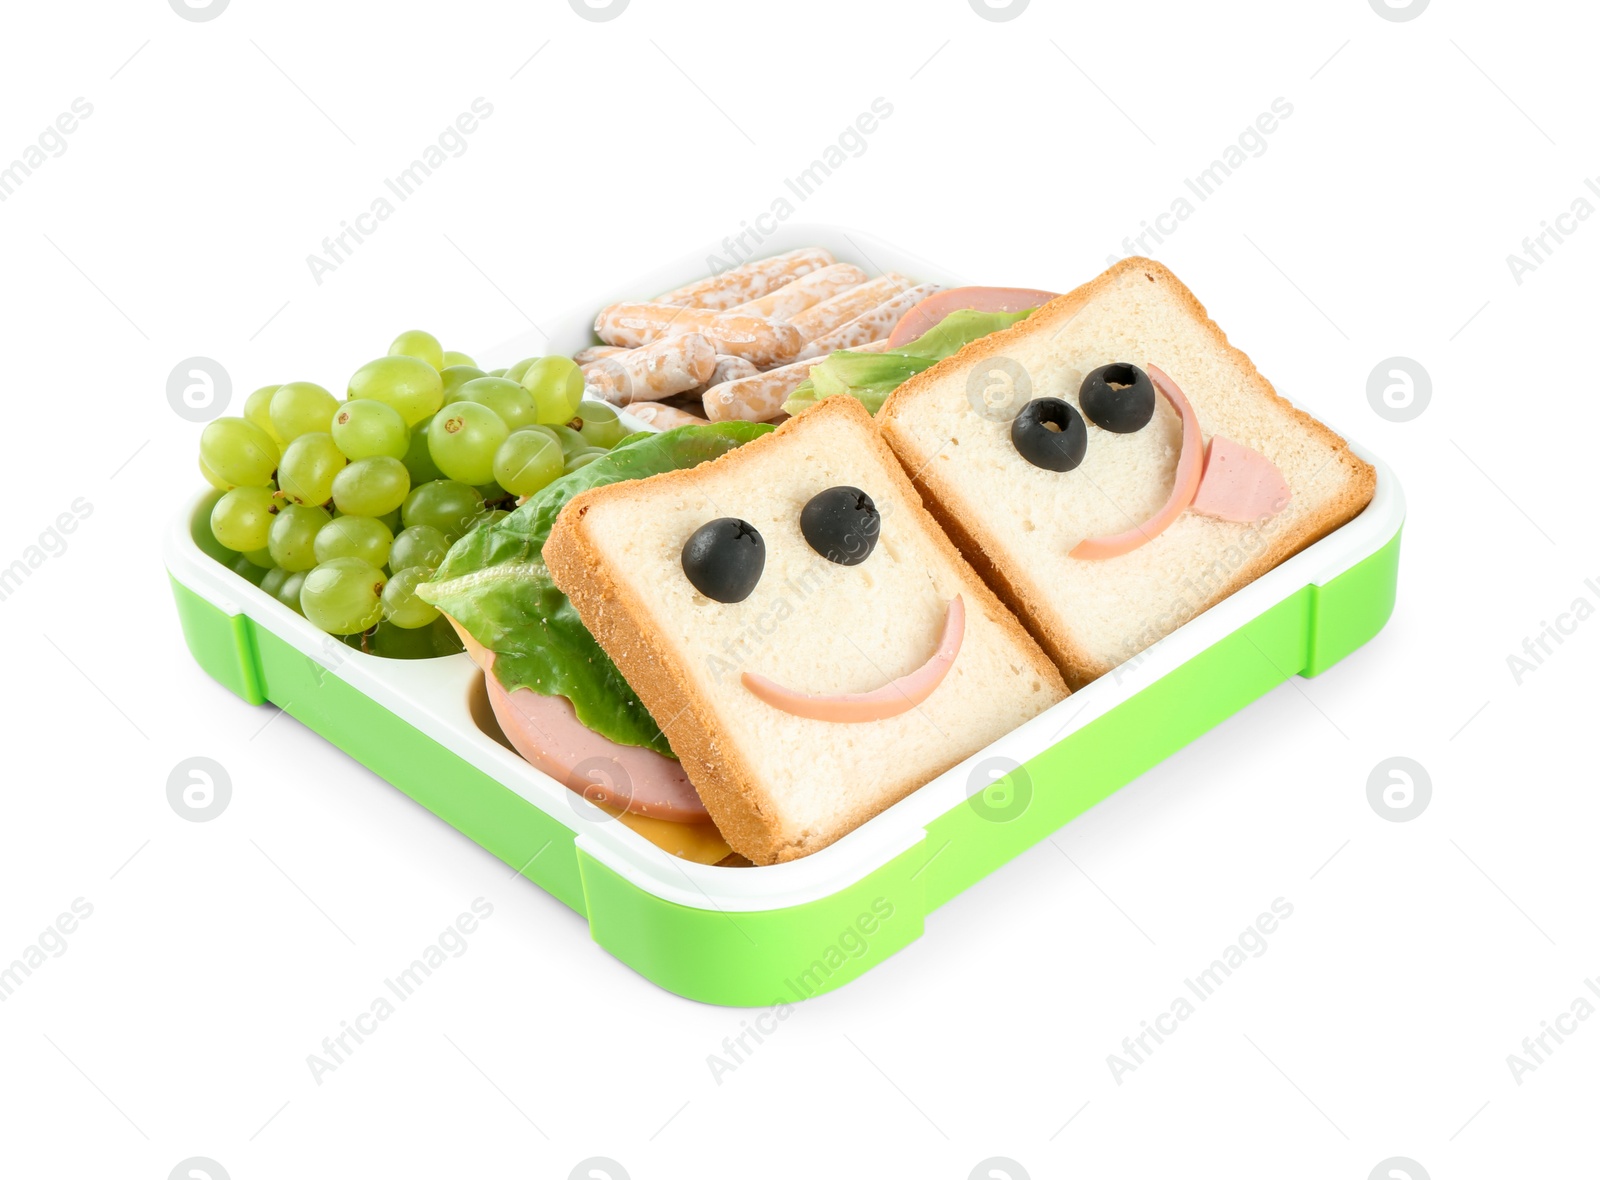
[1010,398,1087,472]
[681,517,764,602]
[1080,362,1155,433]
[800,486,880,566]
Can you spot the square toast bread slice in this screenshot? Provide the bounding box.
[878,257,1377,689]
[543,396,1068,864]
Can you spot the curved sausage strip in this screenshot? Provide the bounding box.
[650,247,834,311]
[742,597,964,722]
[886,286,1058,348]
[594,303,801,367]
[584,333,716,405]
[789,273,916,343]
[796,283,944,361]
[730,263,869,322]
[1070,364,1203,560]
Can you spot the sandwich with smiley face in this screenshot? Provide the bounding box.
[543,395,1068,865]
[878,257,1377,689]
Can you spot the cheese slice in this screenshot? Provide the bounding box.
[603,803,732,864]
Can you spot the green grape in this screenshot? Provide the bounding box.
[485,368,507,378]
[575,400,628,449]
[503,357,536,383]
[492,430,563,497]
[260,567,289,599]
[244,384,284,443]
[358,617,463,658]
[267,503,331,572]
[300,558,387,635]
[244,546,277,569]
[272,569,308,614]
[390,525,450,573]
[563,451,604,475]
[522,356,585,425]
[459,377,538,430]
[348,355,444,426]
[332,456,410,517]
[428,401,508,485]
[313,515,393,568]
[211,486,279,552]
[375,508,402,533]
[200,417,280,488]
[365,619,436,658]
[194,492,232,563]
[514,424,560,446]
[441,350,476,369]
[430,614,466,656]
[401,479,484,541]
[199,454,231,491]
[269,381,339,441]
[389,329,444,370]
[440,365,487,403]
[381,566,440,628]
[230,552,270,586]
[331,399,408,460]
[277,432,346,506]
[545,423,589,455]
[402,414,445,484]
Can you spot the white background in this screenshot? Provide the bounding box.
[1,0,1596,1177]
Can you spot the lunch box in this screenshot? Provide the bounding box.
[165,226,1405,1007]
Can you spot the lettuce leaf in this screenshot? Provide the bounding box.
[783,307,1036,417]
[419,422,771,756]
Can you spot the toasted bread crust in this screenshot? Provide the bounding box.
[544,396,1066,863]
[879,257,1378,689]
[543,509,777,860]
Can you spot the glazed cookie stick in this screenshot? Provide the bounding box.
[788,273,916,343]
[795,283,944,361]
[704,340,891,423]
[584,334,717,404]
[593,304,801,368]
[729,263,869,323]
[649,247,835,311]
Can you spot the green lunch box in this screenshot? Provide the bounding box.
[165,226,1404,1007]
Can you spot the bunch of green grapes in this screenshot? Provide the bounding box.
[197,330,631,658]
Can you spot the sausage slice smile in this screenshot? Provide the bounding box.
[741,596,965,723]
